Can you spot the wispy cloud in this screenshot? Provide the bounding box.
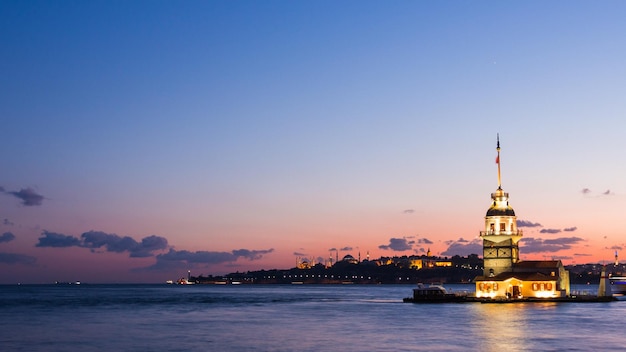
[582,188,615,196]
[417,238,433,244]
[36,231,81,247]
[144,248,274,271]
[540,228,561,234]
[520,237,584,253]
[1,187,45,206]
[36,230,168,257]
[81,231,168,258]
[379,237,413,251]
[3,219,14,226]
[563,227,577,232]
[517,219,542,228]
[441,238,482,257]
[402,209,415,214]
[0,232,15,243]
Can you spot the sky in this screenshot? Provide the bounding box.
[2,1,626,283]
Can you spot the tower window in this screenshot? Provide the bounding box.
[500,223,506,232]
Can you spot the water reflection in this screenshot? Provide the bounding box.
[470,302,558,352]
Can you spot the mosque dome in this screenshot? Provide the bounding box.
[341,254,358,264]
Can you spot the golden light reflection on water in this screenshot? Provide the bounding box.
[470,302,559,352]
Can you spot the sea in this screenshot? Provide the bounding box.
[1,283,624,352]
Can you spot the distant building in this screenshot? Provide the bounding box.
[296,257,312,269]
[474,136,570,299]
[341,254,359,264]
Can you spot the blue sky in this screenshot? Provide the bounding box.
[2,1,626,283]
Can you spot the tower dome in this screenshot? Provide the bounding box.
[485,188,516,216]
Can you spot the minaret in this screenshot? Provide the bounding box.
[480,135,523,277]
[615,250,619,266]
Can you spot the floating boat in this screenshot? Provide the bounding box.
[403,283,466,303]
[610,276,626,295]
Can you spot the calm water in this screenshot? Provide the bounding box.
[0,284,624,351]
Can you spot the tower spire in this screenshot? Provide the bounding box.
[496,133,502,189]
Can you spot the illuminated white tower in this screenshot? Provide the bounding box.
[480,135,523,277]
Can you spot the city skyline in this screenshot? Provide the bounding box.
[2,1,626,283]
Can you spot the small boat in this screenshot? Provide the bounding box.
[403,283,466,303]
[610,276,626,295]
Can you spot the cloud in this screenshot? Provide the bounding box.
[328,247,337,252]
[36,231,82,247]
[232,248,274,260]
[441,238,482,257]
[36,230,168,257]
[293,252,307,256]
[520,237,584,253]
[0,252,37,265]
[417,238,433,244]
[3,219,14,226]
[402,209,415,214]
[145,248,274,271]
[539,228,561,234]
[3,187,44,206]
[0,232,15,243]
[581,188,615,196]
[340,246,353,251]
[379,237,413,251]
[80,231,168,257]
[574,253,592,257]
[610,246,622,250]
[563,227,577,232]
[517,220,542,228]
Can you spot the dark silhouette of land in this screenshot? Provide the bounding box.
[183,254,625,285]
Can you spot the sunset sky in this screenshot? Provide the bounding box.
[2,1,626,283]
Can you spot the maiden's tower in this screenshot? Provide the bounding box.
[474,135,570,299]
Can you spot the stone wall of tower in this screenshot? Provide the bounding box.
[483,238,519,276]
